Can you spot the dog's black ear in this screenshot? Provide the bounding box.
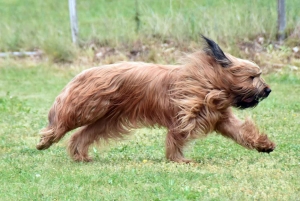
[201,35,232,67]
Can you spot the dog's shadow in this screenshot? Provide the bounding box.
[93,156,166,165]
[91,146,166,165]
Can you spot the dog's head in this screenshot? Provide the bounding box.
[202,36,271,109]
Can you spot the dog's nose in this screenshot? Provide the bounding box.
[264,88,271,95]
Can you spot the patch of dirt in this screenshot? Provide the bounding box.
[2,34,299,74]
[90,39,188,65]
[88,35,299,74]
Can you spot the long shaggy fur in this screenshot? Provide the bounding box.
[36,36,275,163]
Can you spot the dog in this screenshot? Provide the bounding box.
[36,36,275,163]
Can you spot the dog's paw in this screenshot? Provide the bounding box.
[169,157,193,163]
[257,146,275,153]
[255,135,276,153]
[36,138,53,150]
[72,154,93,162]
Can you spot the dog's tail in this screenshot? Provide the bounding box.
[40,126,55,137]
[36,126,56,150]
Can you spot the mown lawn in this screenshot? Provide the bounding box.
[0,63,299,200]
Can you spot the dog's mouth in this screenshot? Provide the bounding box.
[235,97,260,109]
[233,87,271,109]
[234,94,267,109]
[242,97,256,103]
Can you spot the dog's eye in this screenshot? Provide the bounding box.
[250,76,255,80]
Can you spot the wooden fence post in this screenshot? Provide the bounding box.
[135,0,140,33]
[68,0,78,44]
[277,0,286,41]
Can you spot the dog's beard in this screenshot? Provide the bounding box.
[233,88,270,109]
[234,96,260,109]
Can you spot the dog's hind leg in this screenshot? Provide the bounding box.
[67,125,97,162]
[67,118,123,162]
[165,130,192,163]
[215,109,276,153]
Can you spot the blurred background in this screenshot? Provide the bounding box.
[0,0,299,68]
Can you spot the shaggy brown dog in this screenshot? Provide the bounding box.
[36,36,275,163]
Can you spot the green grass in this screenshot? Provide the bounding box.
[0,63,299,200]
[0,0,299,199]
[0,0,299,53]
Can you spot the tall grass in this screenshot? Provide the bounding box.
[0,0,299,54]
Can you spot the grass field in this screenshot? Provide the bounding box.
[0,62,299,200]
[0,0,300,200]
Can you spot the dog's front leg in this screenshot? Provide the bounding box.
[215,109,275,153]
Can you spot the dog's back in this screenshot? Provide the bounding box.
[51,62,179,130]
